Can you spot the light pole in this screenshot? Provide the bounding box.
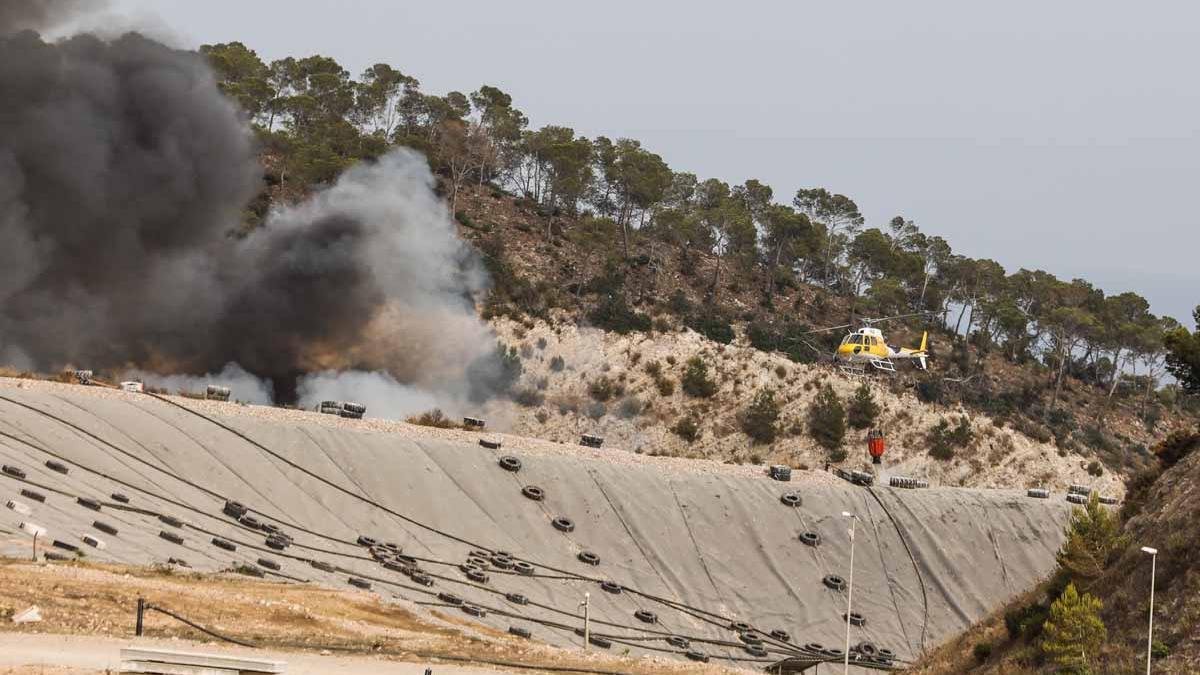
[1141,546,1157,675]
[842,511,859,675]
[580,592,591,651]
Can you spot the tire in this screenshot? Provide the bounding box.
[52,539,79,552]
[739,631,763,646]
[505,592,528,606]
[599,580,622,594]
[634,609,657,624]
[823,647,845,659]
[159,531,184,545]
[522,485,545,501]
[411,573,434,587]
[20,489,45,503]
[490,554,513,570]
[265,535,291,550]
[356,535,379,547]
[238,515,261,530]
[588,636,611,649]
[310,560,335,573]
[465,555,489,568]
[383,560,413,574]
[729,620,752,633]
[462,605,486,617]
[855,641,878,658]
[513,561,535,576]
[666,636,690,649]
[802,643,824,654]
[466,568,489,584]
[159,515,184,528]
[211,537,236,552]
[577,550,600,566]
[45,460,69,474]
[1,465,26,479]
[167,557,190,568]
[261,523,281,536]
[44,552,69,562]
[845,612,866,627]
[110,493,130,504]
[877,648,896,663]
[508,626,531,639]
[823,574,847,591]
[685,650,709,663]
[499,456,522,472]
[1027,488,1050,499]
[438,592,463,606]
[258,558,281,571]
[348,577,372,590]
[76,497,101,511]
[223,500,247,519]
[238,565,265,578]
[744,644,768,658]
[780,492,802,507]
[800,532,821,547]
[93,521,118,536]
[479,439,502,450]
[769,629,791,643]
[552,517,575,533]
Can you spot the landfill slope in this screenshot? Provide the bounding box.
[0,382,1073,670]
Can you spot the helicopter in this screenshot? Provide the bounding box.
[805,312,932,374]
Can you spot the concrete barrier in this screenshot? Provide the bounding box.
[120,647,285,674]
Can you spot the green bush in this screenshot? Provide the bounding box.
[681,357,718,398]
[1040,583,1106,674]
[585,402,607,420]
[655,377,676,396]
[588,294,651,335]
[914,376,943,404]
[846,383,880,430]
[746,321,778,351]
[549,355,565,372]
[1005,602,1049,642]
[589,376,616,402]
[972,642,993,663]
[512,387,545,407]
[740,388,781,444]
[672,416,700,443]
[808,385,846,451]
[1086,460,1104,477]
[929,415,973,461]
[1151,640,1170,660]
[686,310,735,344]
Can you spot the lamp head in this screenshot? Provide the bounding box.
[1141,546,1158,555]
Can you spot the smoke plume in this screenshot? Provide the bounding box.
[0,12,506,415]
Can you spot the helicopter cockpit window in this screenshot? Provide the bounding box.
[851,335,863,345]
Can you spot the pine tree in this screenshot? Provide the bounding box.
[1056,493,1129,580]
[1041,583,1106,674]
[681,356,718,398]
[741,388,781,443]
[808,384,846,451]
[846,382,880,429]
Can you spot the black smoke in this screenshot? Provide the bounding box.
[0,14,498,406]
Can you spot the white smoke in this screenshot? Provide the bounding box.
[126,362,274,404]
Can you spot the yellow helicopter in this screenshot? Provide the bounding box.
[805,313,932,374]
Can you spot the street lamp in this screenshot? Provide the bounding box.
[1141,546,1157,675]
[842,511,859,675]
[580,592,591,651]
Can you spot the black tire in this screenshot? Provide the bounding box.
[1,465,26,479]
[802,642,824,654]
[508,626,531,639]
[159,531,184,545]
[505,592,529,606]
[238,565,265,578]
[76,497,101,511]
[462,605,486,617]
[261,523,281,536]
[824,647,845,659]
[438,592,463,606]
[780,492,802,507]
[412,573,434,587]
[856,641,878,657]
[223,500,247,519]
[800,532,821,547]
[744,644,768,658]
[577,550,600,566]
[159,515,184,528]
[479,439,502,450]
[499,456,522,472]
[739,631,763,646]
[356,535,379,547]
[522,485,545,501]
[552,516,575,533]
[348,577,372,590]
[599,580,622,594]
[513,561,535,576]
[211,537,236,552]
[20,489,45,503]
[383,560,413,574]
[729,620,752,633]
[44,551,69,562]
[465,555,489,569]
[52,539,79,552]
[167,557,190,568]
[770,629,791,643]
[877,648,896,663]
[466,568,489,584]
[490,554,513,570]
[823,574,847,591]
[634,609,657,624]
[310,560,335,573]
[45,460,69,474]
[686,650,709,663]
[666,636,689,649]
[93,521,118,536]
[110,493,130,504]
[258,558,281,571]
[845,612,866,627]
[238,515,261,530]
[589,636,612,649]
[265,535,291,550]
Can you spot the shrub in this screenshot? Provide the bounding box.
[746,321,777,351]
[1151,640,1170,660]
[588,293,651,334]
[686,310,735,344]
[406,409,459,429]
[512,387,545,407]
[1056,493,1129,581]
[775,365,788,379]
[617,396,645,419]
[1005,603,1048,641]
[681,357,718,398]
[655,377,676,396]
[914,376,943,404]
[928,416,973,461]
[652,316,672,333]
[808,385,846,451]
[668,288,691,315]
[549,355,565,372]
[972,642,993,663]
[585,402,607,420]
[1154,428,1199,468]
[589,376,616,402]
[672,416,700,443]
[1086,460,1103,477]
[536,337,547,350]
[740,388,781,444]
[846,383,880,430]
[645,361,663,378]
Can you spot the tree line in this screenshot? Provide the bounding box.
[200,42,1198,409]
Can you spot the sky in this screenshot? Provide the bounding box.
[97,0,1200,324]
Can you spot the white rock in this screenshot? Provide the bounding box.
[12,606,42,623]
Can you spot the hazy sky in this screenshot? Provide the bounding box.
[100,1,1200,324]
